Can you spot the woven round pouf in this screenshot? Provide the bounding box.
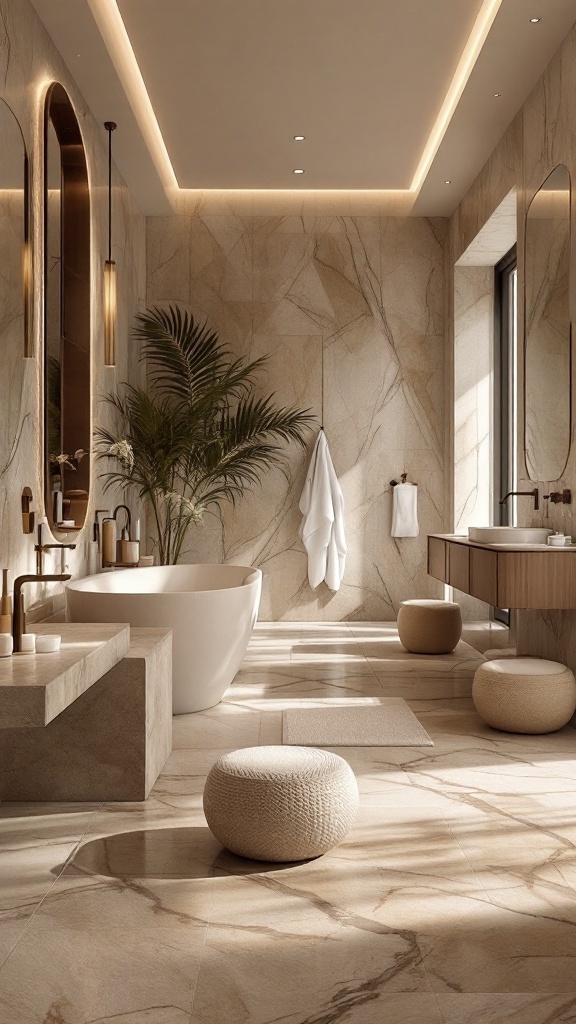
[473,658,576,734]
[203,746,359,862]
[397,599,462,654]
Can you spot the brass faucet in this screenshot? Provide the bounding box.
[500,488,539,512]
[112,504,132,536]
[34,523,76,575]
[12,574,71,652]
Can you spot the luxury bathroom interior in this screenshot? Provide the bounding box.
[4,0,576,1021]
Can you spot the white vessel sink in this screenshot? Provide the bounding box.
[468,526,553,545]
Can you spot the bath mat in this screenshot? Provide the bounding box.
[282,699,433,747]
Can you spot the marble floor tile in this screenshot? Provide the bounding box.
[171,702,263,749]
[193,885,431,1024]
[436,993,576,1023]
[0,925,207,1023]
[0,804,101,968]
[1,618,575,1023]
[461,621,511,654]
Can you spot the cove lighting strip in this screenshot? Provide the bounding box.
[89,0,504,198]
[87,0,177,190]
[410,0,504,192]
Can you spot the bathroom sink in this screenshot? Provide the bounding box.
[468,526,552,545]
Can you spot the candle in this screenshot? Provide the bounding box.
[134,518,140,542]
[35,634,61,653]
[0,633,13,657]
[19,633,36,654]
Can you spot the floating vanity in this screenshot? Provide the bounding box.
[428,534,576,609]
[0,623,172,802]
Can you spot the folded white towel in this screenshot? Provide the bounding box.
[391,483,419,537]
[299,431,347,591]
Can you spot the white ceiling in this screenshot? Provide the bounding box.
[30,0,576,215]
[117,0,482,190]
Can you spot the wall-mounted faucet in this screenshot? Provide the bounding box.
[34,523,76,575]
[12,574,71,652]
[500,488,539,512]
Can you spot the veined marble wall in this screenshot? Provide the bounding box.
[450,20,576,668]
[147,211,446,620]
[0,0,145,619]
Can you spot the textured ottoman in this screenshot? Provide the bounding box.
[397,599,462,654]
[472,657,576,734]
[203,745,359,862]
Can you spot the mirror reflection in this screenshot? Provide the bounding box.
[0,98,29,358]
[44,83,91,533]
[525,164,572,481]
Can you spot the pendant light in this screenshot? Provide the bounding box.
[103,120,117,366]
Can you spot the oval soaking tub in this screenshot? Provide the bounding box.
[66,564,262,714]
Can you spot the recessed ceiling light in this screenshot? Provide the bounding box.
[493,92,501,98]
[444,180,451,184]
[294,135,305,141]
[293,169,305,174]
[529,17,541,23]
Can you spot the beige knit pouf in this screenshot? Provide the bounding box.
[203,745,359,862]
[397,599,462,654]
[472,657,576,734]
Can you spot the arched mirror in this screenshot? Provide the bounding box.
[0,98,31,358]
[524,164,572,481]
[44,83,91,534]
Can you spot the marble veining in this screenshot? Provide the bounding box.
[0,0,146,621]
[450,18,576,680]
[147,214,446,621]
[2,619,575,1023]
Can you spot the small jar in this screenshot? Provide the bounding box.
[0,633,13,657]
[35,634,61,653]
[19,633,36,653]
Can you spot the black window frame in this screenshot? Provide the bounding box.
[494,245,517,527]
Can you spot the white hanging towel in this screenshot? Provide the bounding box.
[299,430,347,591]
[391,482,419,537]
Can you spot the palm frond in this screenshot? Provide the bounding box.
[98,303,316,563]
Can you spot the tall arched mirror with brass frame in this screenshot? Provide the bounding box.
[44,83,91,534]
[524,164,572,481]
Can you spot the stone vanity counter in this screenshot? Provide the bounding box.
[0,623,130,729]
[431,533,576,552]
[0,625,172,802]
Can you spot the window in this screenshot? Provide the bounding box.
[494,246,517,526]
[493,245,517,625]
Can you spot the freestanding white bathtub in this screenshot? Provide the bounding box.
[66,564,262,714]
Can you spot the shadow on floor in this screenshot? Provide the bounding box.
[66,826,305,879]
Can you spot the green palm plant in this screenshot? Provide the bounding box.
[95,304,315,565]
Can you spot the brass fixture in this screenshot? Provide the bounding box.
[113,504,132,535]
[500,488,539,511]
[544,489,572,504]
[104,120,117,366]
[34,523,76,575]
[93,508,109,548]
[21,487,34,534]
[44,83,91,533]
[12,574,71,652]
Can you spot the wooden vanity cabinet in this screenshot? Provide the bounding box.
[427,535,576,609]
[427,536,448,583]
